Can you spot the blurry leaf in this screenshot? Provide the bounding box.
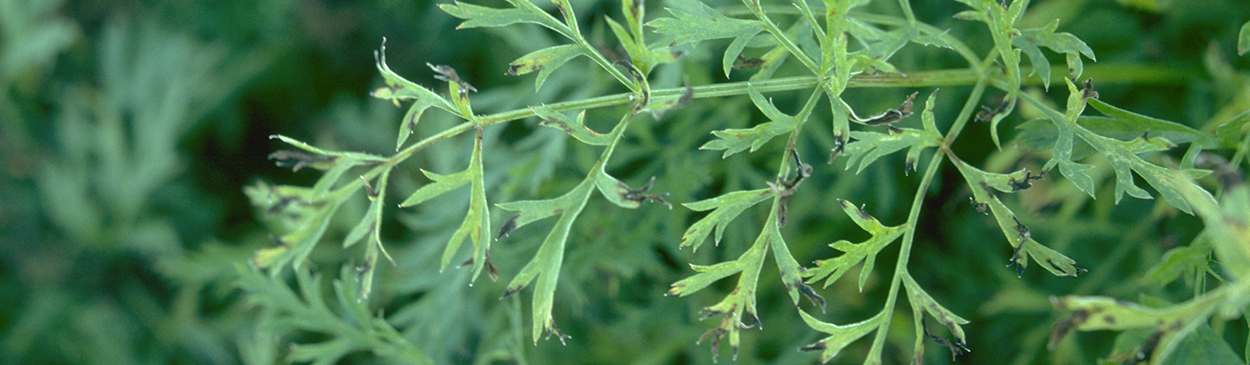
[1162,324,1242,365]
[236,265,433,364]
[251,182,355,273]
[1115,0,1171,12]
[0,0,78,81]
[648,0,765,77]
[804,200,905,290]
[1143,239,1212,288]
[1170,168,1250,283]
[1217,111,1250,147]
[1240,20,1250,56]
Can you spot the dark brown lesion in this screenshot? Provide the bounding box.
[792,280,826,313]
[1048,309,1090,349]
[1008,169,1045,192]
[268,150,335,172]
[774,149,813,227]
[974,95,1009,122]
[427,63,477,99]
[361,176,379,198]
[857,91,918,126]
[1081,78,1099,100]
[970,197,989,215]
[923,321,970,361]
[497,214,519,241]
[539,117,576,136]
[828,133,847,163]
[619,176,672,209]
[733,54,766,69]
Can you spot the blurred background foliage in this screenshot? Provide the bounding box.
[1,0,1248,364]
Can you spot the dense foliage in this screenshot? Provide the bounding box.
[3,0,1250,364]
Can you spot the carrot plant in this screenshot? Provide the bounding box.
[241,0,1250,363]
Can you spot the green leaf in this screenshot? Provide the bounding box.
[840,90,943,174]
[1087,98,1216,147]
[901,273,970,349]
[680,229,770,362]
[1163,324,1243,365]
[398,168,471,208]
[1216,110,1250,147]
[952,158,1083,277]
[667,260,743,298]
[442,131,491,281]
[803,200,905,290]
[1240,20,1250,56]
[252,183,356,274]
[394,98,435,150]
[798,310,883,363]
[507,44,584,91]
[530,106,611,146]
[439,0,560,32]
[648,0,765,77]
[269,134,387,164]
[699,86,796,158]
[499,179,596,344]
[593,171,668,210]
[1144,238,1212,287]
[370,41,457,117]
[679,188,772,252]
[1013,19,1096,90]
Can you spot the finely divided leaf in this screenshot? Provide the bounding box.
[700,86,796,158]
[1013,20,1096,89]
[371,41,457,116]
[1087,99,1215,147]
[648,1,765,77]
[803,200,905,290]
[440,0,559,31]
[839,90,943,174]
[798,310,883,363]
[679,188,772,252]
[901,273,970,349]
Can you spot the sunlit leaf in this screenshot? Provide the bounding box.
[679,188,772,252]
[804,200,905,290]
[699,86,797,158]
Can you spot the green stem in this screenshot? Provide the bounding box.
[746,2,822,74]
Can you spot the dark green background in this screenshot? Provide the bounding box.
[2,0,1248,364]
